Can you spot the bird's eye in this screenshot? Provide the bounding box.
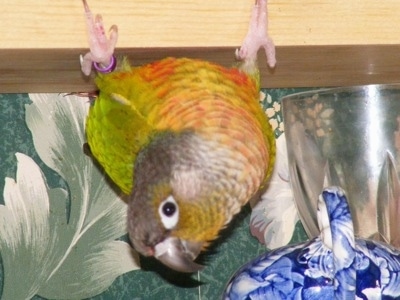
[162,201,176,216]
[158,196,179,230]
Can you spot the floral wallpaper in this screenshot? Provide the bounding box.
[0,89,308,299]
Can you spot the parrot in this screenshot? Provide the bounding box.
[80,0,276,272]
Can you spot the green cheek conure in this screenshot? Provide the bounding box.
[80,0,276,272]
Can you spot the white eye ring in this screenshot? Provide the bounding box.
[158,196,179,230]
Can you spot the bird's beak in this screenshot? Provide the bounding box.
[154,237,204,273]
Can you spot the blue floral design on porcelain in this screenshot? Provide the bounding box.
[223,186,400,299]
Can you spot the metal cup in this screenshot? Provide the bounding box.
[282,84,400,247]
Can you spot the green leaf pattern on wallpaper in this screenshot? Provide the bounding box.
[0,94,140,299]
[249,91,298,249]
[250,134,299,248]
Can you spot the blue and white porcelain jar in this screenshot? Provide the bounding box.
[223,186,400,299]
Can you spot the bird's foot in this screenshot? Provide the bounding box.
[236,0,276,68]
[80,0,118,76]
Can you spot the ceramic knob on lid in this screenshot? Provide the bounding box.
[223,186,400,299]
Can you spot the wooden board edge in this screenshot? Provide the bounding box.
[1,45,400,93]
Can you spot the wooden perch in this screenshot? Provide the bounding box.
[1,0,400,92]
